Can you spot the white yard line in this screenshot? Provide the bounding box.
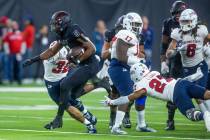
[0,115,203,126]
[0,87,105,93]
[0,128,206,140]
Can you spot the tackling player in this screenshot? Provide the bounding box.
[108,12,155,134]
[23,11,101,133]
[43,42,97,133]
[166,9,210,112]
[104,63,210,132]
[160,1,187,130]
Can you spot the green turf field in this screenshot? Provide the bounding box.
[0,90,210,140]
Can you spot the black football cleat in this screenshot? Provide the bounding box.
[165,120,175,131]
[44,115,63,130]
[86,123,97,134]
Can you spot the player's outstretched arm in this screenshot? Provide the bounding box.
[23,41,62,67]
[101,41,111,59]
[105,89,146,106]
[166,39,177,59]
[77,34,96,62]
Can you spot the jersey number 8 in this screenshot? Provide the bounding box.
[186,44,196,57]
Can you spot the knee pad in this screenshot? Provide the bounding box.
[166,101,177,110]
[186,108,203,121]
[135,95,147,106]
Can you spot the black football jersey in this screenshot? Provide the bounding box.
[162,17,183,78]
[55,24,85,49]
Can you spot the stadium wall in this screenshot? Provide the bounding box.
[0,0,209,70]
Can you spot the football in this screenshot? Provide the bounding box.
[67,47,85,60]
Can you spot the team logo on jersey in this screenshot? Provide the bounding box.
[184,68,189,73]
[73,30,80,37]
[47,85,52,89]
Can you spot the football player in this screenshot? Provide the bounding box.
[108,12,156,134]
[43,42,97,132]
[100,15,133,129]
[23,11,101,133]
[104,63,210,132]
[160,0,187,130]
[166,9,210,112]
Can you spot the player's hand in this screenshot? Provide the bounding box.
[22,59,34,68]
[67,55,80,65]
[161,61,169,74]
[100,96,113,106]
[44,115,63,130]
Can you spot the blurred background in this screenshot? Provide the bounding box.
[0,0,209,85]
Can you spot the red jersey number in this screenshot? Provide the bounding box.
[125,36,132,42]
[52,60,69,74]
[186,44,196,57]
[149,75,170,94]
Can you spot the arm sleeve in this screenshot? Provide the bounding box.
[199,25,208,38]
[110,96,130,106]
[104,29,115,42]
[162,20,170,36]
[170,28,180,41]
[72,25,86,39]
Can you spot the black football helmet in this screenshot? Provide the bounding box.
[50,11,71,34]
[170,1,187,17]
[114,15,125,31]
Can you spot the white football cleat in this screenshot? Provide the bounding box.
[111,127,127,135]
[204,111,210,132]
[136,125,157,132]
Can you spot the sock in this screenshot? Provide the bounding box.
[82,108,88,115]
[198,103,208,112]
[204,100,210,112]
[84,118,91,125]
[113,110,125,128]
[110,110,116,121]
[57,105,65,117]
[137,110,146,128]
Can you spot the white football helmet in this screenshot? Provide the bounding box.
[130,63,150,82]
[123,12,143,35]
[179,9,198,32]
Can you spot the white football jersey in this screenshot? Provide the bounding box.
[43,47,69,82]
[134,71,177,102]
[171,25,208,67]
[111,29,144,66]
[203,44,210,70]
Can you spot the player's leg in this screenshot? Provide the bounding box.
[122,101,133,128]
[108,65,133,135]
[109,85,120,129]
[44,79,63,129]
[173,80,210,131]
[165,101,176,130]
[135,96,156,132]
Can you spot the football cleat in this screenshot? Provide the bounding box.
[86,123,97,134]
[136,126,157,132]
[165,120,175,131]
[111,127,127,135]
[44,115,63,130]
[204,111,210,132]
[109,118,115,129]
[122,116,131,128]
[83,111,97,125]
[94,77,111,94]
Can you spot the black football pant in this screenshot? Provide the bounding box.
[59,57,100,112]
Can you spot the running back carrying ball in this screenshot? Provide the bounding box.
[67,47,85,64]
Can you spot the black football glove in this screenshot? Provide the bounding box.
[67,55,80,65]
[22,55,41,68]
[44,115,63,130]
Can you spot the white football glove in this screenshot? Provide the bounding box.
[161,61,169,74]
[100,96,113,106]
[183,67,203,82]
